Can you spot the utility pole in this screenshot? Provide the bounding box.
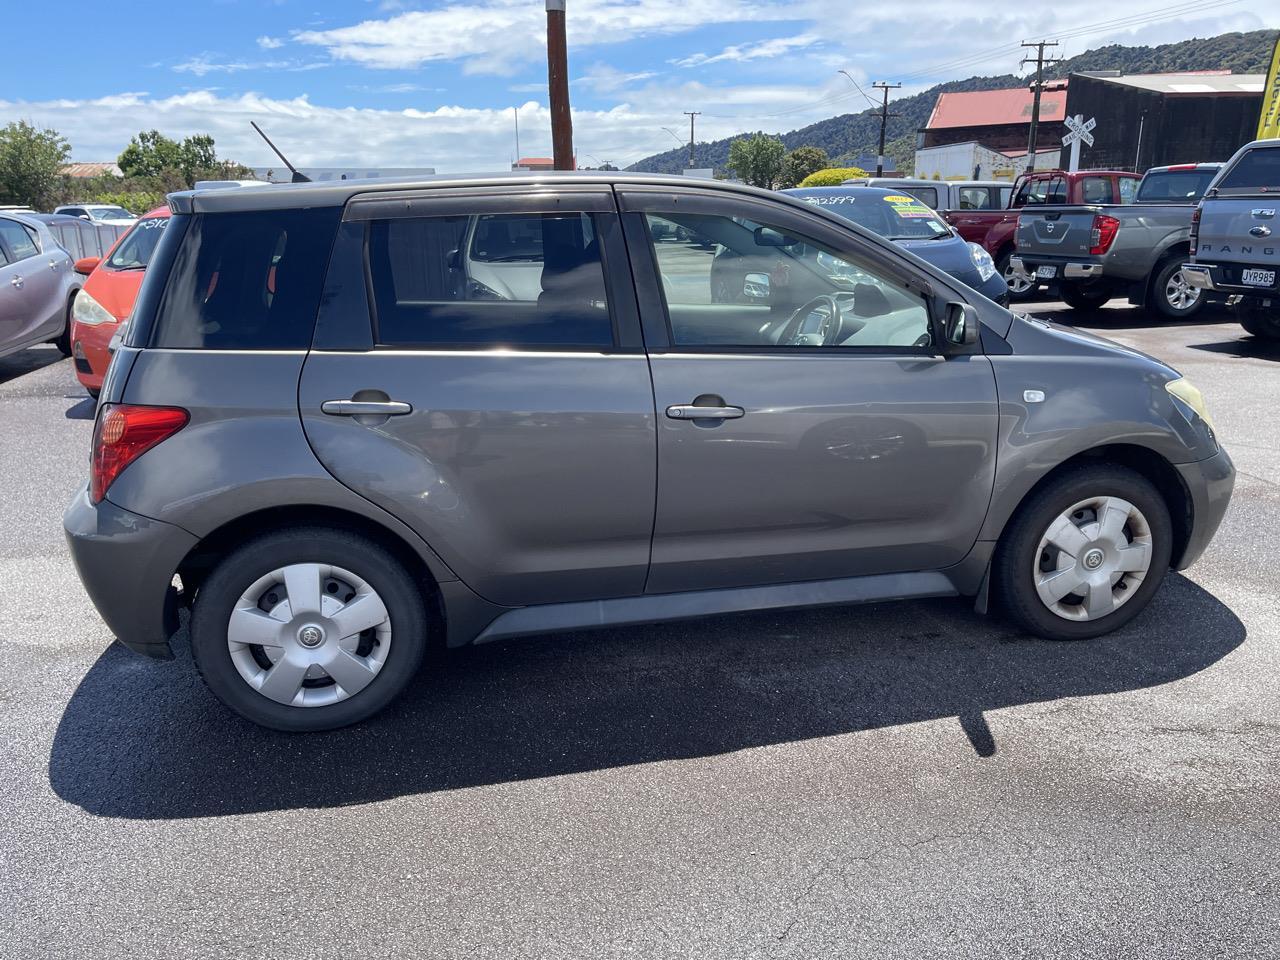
[683,111,700,168]
[546,0,574,170]
[1020,40,1059,173]
[872,82,900,177]
[513,106,521,169]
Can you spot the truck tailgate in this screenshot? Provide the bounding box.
[1014,206,1104,258]
[1196,199,1279,268]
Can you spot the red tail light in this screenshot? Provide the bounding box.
[1189,206,1201,255]
[91,403,189,504]
[1089,214,1120,255]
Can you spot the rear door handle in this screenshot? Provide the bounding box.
[666,404,744,420]
[321,399,413,416]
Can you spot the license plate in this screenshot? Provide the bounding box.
[1036,265,1057,279]
[1242,268,1275,287]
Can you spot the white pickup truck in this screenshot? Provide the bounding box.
[1183,139,1280,340]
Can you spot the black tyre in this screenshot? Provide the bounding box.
[53,296,74,356]
[1059,281,1112,312]
[1239,303,1280,341]
[1149,257,1204,320]
[996,249,1035,301]
[995,464,1173,641]
[190,528,429,731]
[86,386,100,400]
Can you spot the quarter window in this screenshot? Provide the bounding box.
[643,212,932,350]
[1118,177,1138,204]
[366,212,613,348]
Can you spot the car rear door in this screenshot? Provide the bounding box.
[0,218,61,345]
[297,185,657,607]
[617,186,999,594]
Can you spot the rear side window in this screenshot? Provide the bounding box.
[1218,148,1280,193]
[367,212,613,348]
[152,208,340,349]
[1080,177,1111,204]
[902,186,939,208]
[0,220,39,261]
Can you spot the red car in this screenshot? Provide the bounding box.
[70,206,170,397]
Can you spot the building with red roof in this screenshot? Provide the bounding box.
[922,80,1069,154]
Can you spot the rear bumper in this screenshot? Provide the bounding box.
[1010,255,1105,280]
[63,487,197,659]
[1182,262,1279,297]
[1174,447,1235,571]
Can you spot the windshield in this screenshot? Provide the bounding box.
[786,190,951,241]
[90,206,134,220]
[106,216,168,270]
[1217,147,1280,194]
[1137,169,1218,202]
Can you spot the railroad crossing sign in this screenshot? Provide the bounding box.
[1061,114,1096,171]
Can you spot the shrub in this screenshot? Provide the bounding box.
[797,166,869,187]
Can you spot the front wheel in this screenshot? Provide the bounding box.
[1059,281,1112,312]
[190,528,429,731]
[1150,258,1204,319]
[995,465,1172,640]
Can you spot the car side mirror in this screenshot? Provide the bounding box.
[74,256,101,276]
[446,248,460,271]
[743,272,770,300]
[943,301,979,350]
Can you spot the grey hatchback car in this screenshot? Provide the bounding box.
[64,172,1234,731]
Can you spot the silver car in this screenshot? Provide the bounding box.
[63,172,1234,731]
[0,212,79,360]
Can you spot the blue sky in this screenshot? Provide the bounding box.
[2,0,1277,171]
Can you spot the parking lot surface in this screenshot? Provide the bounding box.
[2,303,1278,958]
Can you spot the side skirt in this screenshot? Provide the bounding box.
[473,571,959,645]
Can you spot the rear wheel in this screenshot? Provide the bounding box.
[1239,302,1280,341]
[997,250,1035,300]
[1059,281,1112,312]
[995,465,1172,640]
[190,528,428,731]
[1150,257,1203,319]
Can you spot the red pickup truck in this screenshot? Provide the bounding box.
[943,169,1141,298]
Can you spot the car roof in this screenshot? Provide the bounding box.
[783,185,923,197]
[168,170,795,215]
[1143,163,1224,173]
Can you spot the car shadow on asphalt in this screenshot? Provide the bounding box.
[0,346,63,387]
[48,573,1244,820]
[1188,338,1280,362]
[64,396,96,420]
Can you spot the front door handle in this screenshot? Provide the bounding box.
[321,399,413,417]
[666,403,744,420]
[9,275,23,288]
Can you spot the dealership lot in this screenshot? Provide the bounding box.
[2,304,1278,957]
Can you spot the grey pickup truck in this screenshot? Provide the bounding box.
[1182,139,1280,341]
[1011,163,1221,318]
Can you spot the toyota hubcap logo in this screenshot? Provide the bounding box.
[298,625,325,647]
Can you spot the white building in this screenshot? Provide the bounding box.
[913,141,1061,181]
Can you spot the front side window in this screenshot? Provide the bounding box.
[106,216,168,270]
[0,220,39,261]
[643,211,932,350]
[152,207,340,349]
[367,212,613,348]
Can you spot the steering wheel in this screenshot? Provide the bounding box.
[775,295,845,347]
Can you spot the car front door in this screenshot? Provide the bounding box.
[617,187,999,594]
[298,186,657,607]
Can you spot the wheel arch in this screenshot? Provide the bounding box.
[175,504,448,638]
[991,443,1193,567]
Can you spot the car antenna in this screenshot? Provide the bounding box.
[251,121,311,183]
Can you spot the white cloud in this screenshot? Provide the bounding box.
[172,54,329,76]
[256,35,285,50]
[670,34,822,68]
[295,0,797,73]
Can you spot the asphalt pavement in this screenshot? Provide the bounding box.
[1,302,1278,959]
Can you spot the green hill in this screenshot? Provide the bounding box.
[627,29,1279,175]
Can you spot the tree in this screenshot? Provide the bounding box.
[797,166,868,187]
[779,146,829,189]
[727,134,786,189]
[0,120,71,210]
[118,130,247,188]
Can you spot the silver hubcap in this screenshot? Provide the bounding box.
[1033,496,1153,622]
[1004,260,1034,294]
[227,562,392,707]
[1165,270,1201,311]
